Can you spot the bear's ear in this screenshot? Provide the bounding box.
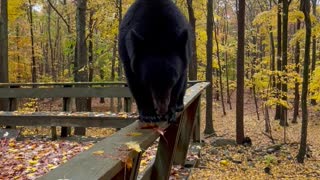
[126,29,144,73]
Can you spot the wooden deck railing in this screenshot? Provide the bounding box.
[0,82,135,139]
[38,82,209,180]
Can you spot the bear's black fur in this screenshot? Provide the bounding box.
[118,0,191,123]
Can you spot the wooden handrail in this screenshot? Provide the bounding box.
[39,82,209,180]
[0,80,203,87]
[0,111,137,128]
[0,81,204,99]
[0,81,127,87]
[0,87,132,98]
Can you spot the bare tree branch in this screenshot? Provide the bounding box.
[47,0,71,33]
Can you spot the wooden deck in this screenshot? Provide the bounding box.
[39,82,209,180]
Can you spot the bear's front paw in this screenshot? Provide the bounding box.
[176,104,184,112]
[165,111,177,123]
[139,115,160,123]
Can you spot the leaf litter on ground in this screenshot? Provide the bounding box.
[0,138,94,180]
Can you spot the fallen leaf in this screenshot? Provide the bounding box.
[125,157,133,169]
[125,141,142,152]
[139,123,159,129]
[220,160,228,166]
[47,164,58,170]
[126,132,143,137]
[28,160,38,166]
[154,127,166,136]
[92,150,105,156]
[9,142,15,147]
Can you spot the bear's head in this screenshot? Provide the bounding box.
[125,29,188,116]
[140,57,180,116]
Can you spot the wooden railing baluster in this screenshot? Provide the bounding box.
[61,84,72,137]
[174,96,201,165]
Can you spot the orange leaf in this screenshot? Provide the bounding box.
[139,123,159,129]
[93,150,105,156]
[125,157,133,170]
[154,127,166,136]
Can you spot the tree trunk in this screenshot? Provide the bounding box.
[88,10,94,82]
[269,27,276,88]
[204,0,215,135]
[110,37,117,112]
[275,0,282,121]
[213,20,226,116]
[47,4,55,81]
[54,18,61,80]
[297,0,311,163]
[311,0,317,105]
[87,10,94,111]
[99,68,105,103]
[279,0,290,126]
[224,4,232,110]
[0,0,9,111]
[15,25,23,81]
[62,1,73,78]
[117,0,123,112]
[292,20,301,123]
[28,0,37,85]
[236,0,245,144]
[186,0,197,80]
[47,6,58,136]
[39,28,44,75]
[252,34,260,121]
[42,42,49,76]
[264,104,271,133]
[74,0,88,136]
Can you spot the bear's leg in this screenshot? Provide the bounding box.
[127,80,160,122]
[164,75,187,123]
[165,110,176,123]
[137,95,160,123]
[122,58,160,122]
[176,74,187,112]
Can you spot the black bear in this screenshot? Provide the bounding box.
[118,0,191,123]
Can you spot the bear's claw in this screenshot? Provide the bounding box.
[176,104,184,112]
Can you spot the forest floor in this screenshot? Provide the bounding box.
[190,93,320,179]
[1,94,320,179]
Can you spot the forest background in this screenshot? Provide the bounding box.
[0,0,319,176]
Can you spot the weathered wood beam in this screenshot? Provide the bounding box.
[0,81,127,87]
[39,120,168,180]
[0,87,132,98]
[0,81,203,87]
[0,111,137,128]
[40,82,209,180]
[174,96,201,165]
